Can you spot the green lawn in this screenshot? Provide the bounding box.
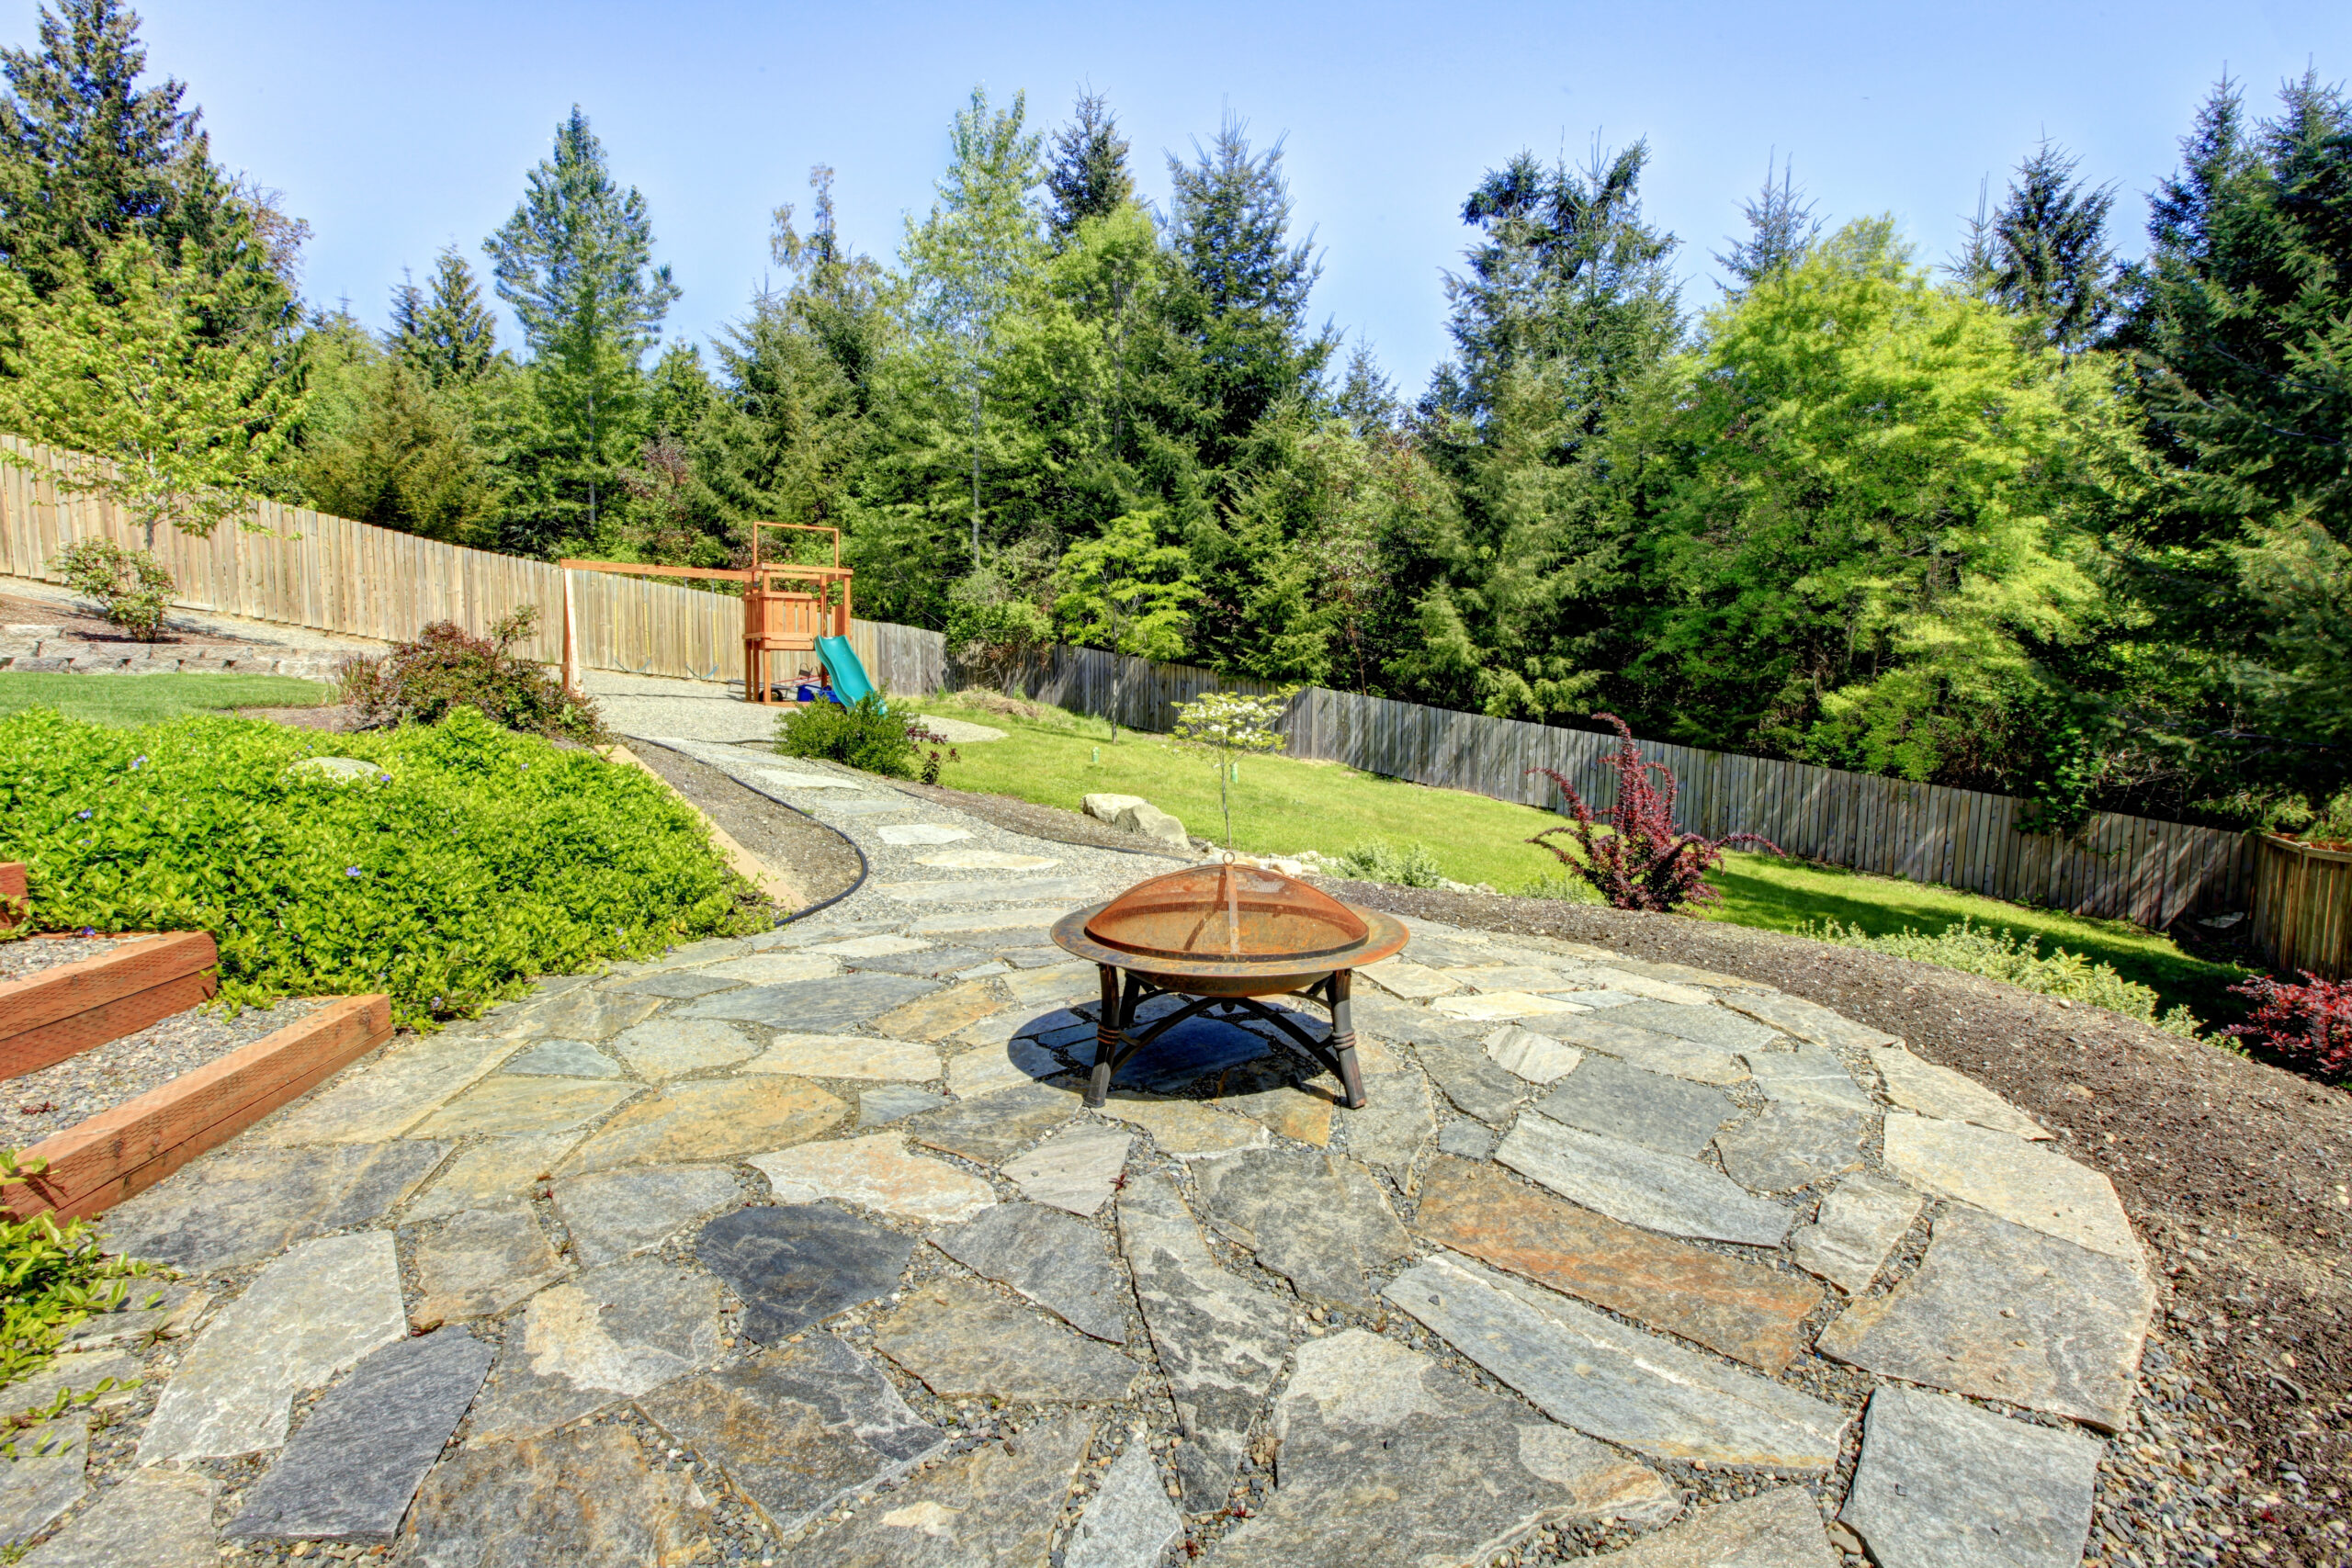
[907,691,2247,1021]
[0,671,335,726]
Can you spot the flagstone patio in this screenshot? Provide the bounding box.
[5,743,2154,1568]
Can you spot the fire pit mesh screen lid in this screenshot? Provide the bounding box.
[1083,863,1370,964]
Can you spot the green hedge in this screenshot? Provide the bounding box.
[0,705,764,1026]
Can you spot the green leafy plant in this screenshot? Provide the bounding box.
[0,705,763,1025]
[49,538,175,641]
[1171,687,1296,852]
[0,1186,159,1427]
[1802,917,2204,1037]
[776,693,949,781]
[1334,840,1443,887]
[336,606,605,745]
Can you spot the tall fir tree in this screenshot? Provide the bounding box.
[485,106,679,552]
[1045,90,1132,241]
[1954,140,2119,351]
[388,246,498,388]
[1712,153,1822,292]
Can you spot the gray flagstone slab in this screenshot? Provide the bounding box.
[1713,1101,1870,1193]
[499,1038,624,1078]
[1871,1047,2050,1140]
[1592,1486,1839,1567]
[464,1258,726,1441]
[1385,1252,1848,1472]
[98,1141,447,1274]
[396,1423,712,1566]
[695,1204,912,1346]
[1882,1113,2135,1259]
[1546,1014,1750,1085]
[776,1408,1093,1568]
[870,1277,1139,1404]
[934,1201,1132,1342]
[1596,1000,1781,1052]
[1787,1170,1924,1294]
[1496,1112,1792,1247]
[1741,1043,1876,1112]
[18,1468,219,1568]
[1841,1385,2102,1568]
[1196,1147,1411,1314]
[1722,991,1901,1051]
[1064,1440,1182,1568]
[1532,1055,1736,1157]
[678,973,942,1031]
[552,1163,745,1266]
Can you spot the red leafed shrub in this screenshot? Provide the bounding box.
[2223,971,2352,1076]
[1526,713,1783,913]
[337,606,608,746]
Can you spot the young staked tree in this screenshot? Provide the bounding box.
[1712,153,1823,293]
[1046,90,1133,242]
[485,105,680,553]
[389,247,499,389]
[1953,139,2119,351]
[899,86,1046,571]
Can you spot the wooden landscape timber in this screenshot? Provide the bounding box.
[0,931,219,1077]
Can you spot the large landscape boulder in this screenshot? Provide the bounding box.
[1081,793,1189,852]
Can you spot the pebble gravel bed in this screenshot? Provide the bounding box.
[7,997,331,1144]
[0,932,136,982]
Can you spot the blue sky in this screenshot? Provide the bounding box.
[55,0,2352,391]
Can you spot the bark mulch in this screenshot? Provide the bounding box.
[628,740,864,912]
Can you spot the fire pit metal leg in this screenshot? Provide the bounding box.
[1328,968,1367,1109]
[1088,963,1124,1109]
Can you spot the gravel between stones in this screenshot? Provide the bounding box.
[7,997,331,1144]
[0,934,137,981]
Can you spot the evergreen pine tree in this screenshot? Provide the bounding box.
[388,246,498,388]
[1046,90,1132,241]
[1712,153,1822,292]
[485,106,680,552]
[1955,140,2118,350]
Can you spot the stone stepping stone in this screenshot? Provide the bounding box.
[0,1350,124,1547]
[876,822,974,845]
[808,934,933,958]
[1817,1205,2155,1430]
[908,1082,1080,1166]
[946,1037,1063,1099]
[1714,1101,1870,1193]
[909,904,1077,934]
[1385,1253,1849,1472]
[1548,1013,1750,1086]
[1882,1113,2135,1258]
[553,1164,744,1266]
[1497,1112,1792,1247]
[99,1141,447,1274]
[1121,1015,1272,1092]
[1117,1171,1290,1511]
[780,1408,1092,1567]
[608,969,742,999]
[1211,1330,1675,1568]
[139,1233,406,1463]
[873,980,1013,1043]
[1212,1057,1335,1145]
[610,1018,757,1080]
[751,1133,997,1224]
[1602,999,1780,1052]
[1437,1121,1495,1158]
[412,1077,639,1140]
[696,1204,912,1346]
[398,1424,712,1566]
[1840,1385,2102,1568]
[1430,990,1589,1022]
[935,1201,1131,1342]
[1788,1170,1924,1294]
[1533,1055,1736,1157]
[745,1032,940,1081]
[858,1085,947,1126]
[223,1326,492,1544]
[1596,1486,1839,1566]
[844,944,997,976]
[1197,1147,1410,1314]
[812,797,919,817]
[881,874,1104,905]
[408,1206,568,1323]
[17,1467,218,1568]
[1335,1064,1435,1188]
[405,1133,583,1223]
[252,1032,514,1145]
[1724,991,1901,1050]
[917,848,1059,871]
[682,972,942,1031]
[523,988,666,1042]
[638,1335,947,1537]
[466,1258,725,1440]
[1871,1045,2050,1139]
[1359,959,1461,999]
[1003,1128,1132,1214]
[1064,1440,1182,1568]
[1742,1043,1874,1112]
[1413,1156,1820,1373]
[560,1077,845,1174]
[871,1276,1139,1403]
[1416,1042,1532,1124]
[1001,963,1100,1008]
[697,953,838,985]
[1483,1023,1582,1084]
[1575,967,1717,1007]
[1092,1093,1268,1159]
[501,1038,624,1078]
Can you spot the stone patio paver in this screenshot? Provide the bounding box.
[1065,1439,1182,1568]
[1002,1126,1132,1214]
[1840,1384,2102,1568]
[743,1032,938,1080]
[101,1141,447,1273]
[1497,1112,1792,1247]
[560,1076,845,1172]
[1882,1112,2137,1259]
[1741,1042,1876,1112]
[20,1468,218,1568]
[500,1038,624,1078]
[250,1032,515,1145]
[397,1424,712,1567]
[1092,1092,1268,1158]
[780,1408,1093,1567]
[1787,1169,1924,1294]
[1872,1044,2052,1139]
[906,1081,1081,1164]
[1483,1022,1582,1083]
[1197,1146,1410,1313]
[750,1133,996,1224]
[870,1276,1139,1403]
[680,972,941,1030]
[465,1258,725,1440]
[406,1204,567,1323]
[1548,1013,1751,1085]
[1714,1100,1869,1192]
[1593,1486,1839,1566]
[1532,1054,1736,1156]
[695,1204,912,1345]
[1724,990,1903,1050]
[856,1085,945,1126]
[410,1077,637,1139]
[935,1201,1132,1342]
[551,1163,744,1265]
[609,1017,758,1079]
[403,1133,581,1223]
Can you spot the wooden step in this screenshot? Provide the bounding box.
[0,931,220,1077]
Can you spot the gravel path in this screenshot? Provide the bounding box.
[0,933,135,981]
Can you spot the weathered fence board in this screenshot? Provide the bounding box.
[2251,835,2352,980]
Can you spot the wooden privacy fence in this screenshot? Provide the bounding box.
[0,432,2260,933]
[2250,835,2352,980]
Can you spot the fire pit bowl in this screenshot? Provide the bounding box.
[1051,862,1408,1111]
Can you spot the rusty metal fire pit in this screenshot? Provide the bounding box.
[1052,862,1408,1111]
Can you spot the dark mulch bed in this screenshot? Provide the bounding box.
[1,592,257,648]
[628,741,864,913]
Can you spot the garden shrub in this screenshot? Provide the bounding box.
[1803,916,2204,1037]
[1527,714,1781,912]
[50,538,174,641]
[336,606,606,745]
[2224,971,2352,1075]
[0,705,763,1025]
[1335,840,1444,887]
[0,1168,157,1416]
[775,693,946,780]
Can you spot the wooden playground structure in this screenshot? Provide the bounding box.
[559,523,853,704]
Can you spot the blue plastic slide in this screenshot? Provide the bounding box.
[815,634,881,710]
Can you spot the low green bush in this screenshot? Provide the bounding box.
[1335,840,1445,887]
[336,607,605,746]
[1803,917,2204,1038]
[0,705,763,1025]
[0,1192,157,1418]
[776,693,933,779]
[51,538,173,641]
